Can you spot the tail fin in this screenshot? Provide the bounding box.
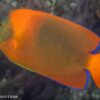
[87,54,100,88]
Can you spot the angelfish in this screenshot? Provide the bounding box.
[0,9,100,90]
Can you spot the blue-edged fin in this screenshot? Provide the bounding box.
[90,42,100,54]
[84,69,90,90]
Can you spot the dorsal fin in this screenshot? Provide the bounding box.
[90,42,100,54]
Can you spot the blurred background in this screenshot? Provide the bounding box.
[0,0,100,100]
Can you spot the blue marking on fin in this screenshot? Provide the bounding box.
[84,69,90,90]
[70,69,90,90]
[64,69,90,91]
[90,42,100,54]
[43,69,90,91]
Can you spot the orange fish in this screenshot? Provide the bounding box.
[0,9,100,90]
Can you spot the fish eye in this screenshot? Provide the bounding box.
[0,23,2,26]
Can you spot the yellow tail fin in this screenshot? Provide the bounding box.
[87,54,100,88]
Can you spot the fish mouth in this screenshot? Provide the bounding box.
[0,30,11,42]
[0,31,3,42]
[0,17,12,43]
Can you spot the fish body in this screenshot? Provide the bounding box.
[0,9,100,89]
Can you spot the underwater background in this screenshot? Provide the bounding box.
[0,0,100,100]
